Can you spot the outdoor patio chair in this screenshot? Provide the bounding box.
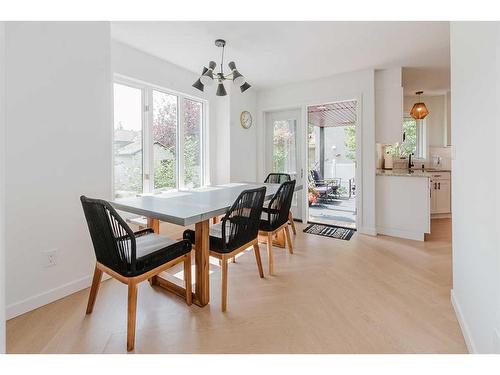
[309,169,341,201]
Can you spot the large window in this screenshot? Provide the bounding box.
[402,117,426,159]
[113,79,207,199]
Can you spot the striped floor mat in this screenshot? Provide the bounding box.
[303,223,355,240]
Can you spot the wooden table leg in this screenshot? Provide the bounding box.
[147,218,160,234]
[145,217,209,307]
[194,219,210,306]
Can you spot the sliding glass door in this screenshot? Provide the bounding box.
[113,79,207,199]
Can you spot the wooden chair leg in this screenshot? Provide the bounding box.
[148,276,158,286]
[284,225,294,254]
[86,265,103,314]
[267,233,274,275]
[253,244,264,278]
[288,211,297,235]
[127,281,138,352]
[184,254,192,306]
[221,256,228,312]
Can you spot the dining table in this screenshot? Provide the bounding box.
[111,182,303,307]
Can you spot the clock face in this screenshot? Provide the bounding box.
[240,111,253,129]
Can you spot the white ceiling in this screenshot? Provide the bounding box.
[111,21,450,91]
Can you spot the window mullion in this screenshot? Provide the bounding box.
[141,87,150,194]
[147,88,154,193]
[178,96,185,190]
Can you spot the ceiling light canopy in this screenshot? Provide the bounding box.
[192,39,251,96]
[410,91,430,120]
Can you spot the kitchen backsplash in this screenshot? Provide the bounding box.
[376,144,452,170]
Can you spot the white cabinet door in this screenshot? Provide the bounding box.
[430,181,438,214]
[434,180,451,214]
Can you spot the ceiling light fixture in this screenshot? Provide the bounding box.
[192,39,251,96]
[410,91,430,120]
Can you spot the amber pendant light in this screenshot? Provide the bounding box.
[410,91,429,120]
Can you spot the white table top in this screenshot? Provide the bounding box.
[111,182,303,226]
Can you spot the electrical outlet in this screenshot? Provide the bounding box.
[43,249,58,267]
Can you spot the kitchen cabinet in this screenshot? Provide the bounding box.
[376,173,430,241]
[430,172,451,214]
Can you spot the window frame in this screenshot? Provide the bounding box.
[112,74,209,197]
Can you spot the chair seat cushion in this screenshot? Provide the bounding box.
[136,233,177,257]
[131,233,191,276]
[183,224,243,254]
[209,221,231,243]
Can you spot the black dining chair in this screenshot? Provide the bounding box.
[80,196,193,352]
[264,173,291,184]
[264,173,297,235]
[259,180,296,275]
[183,187,266,312]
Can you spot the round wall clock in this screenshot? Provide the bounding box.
[240,111,253,129]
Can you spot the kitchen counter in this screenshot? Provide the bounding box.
[376,169,451,177]
[376,169,431,177]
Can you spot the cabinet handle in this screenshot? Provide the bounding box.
[438,182,441,189]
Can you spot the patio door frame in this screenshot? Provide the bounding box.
[304,97,362,229]
[260,94,363,229]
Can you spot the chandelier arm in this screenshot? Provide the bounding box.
[219,45,225,76]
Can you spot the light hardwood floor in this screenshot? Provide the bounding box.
[6,219,466,353]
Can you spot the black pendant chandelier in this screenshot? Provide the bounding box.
[192,39,251,96]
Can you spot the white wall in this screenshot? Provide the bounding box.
[0,21,6,353]
[229,86,258,182]
[5,22,112,319]
[450,21,500,353]
[111,41,228,185]
[257,69,376,234]
[375,68,403,144]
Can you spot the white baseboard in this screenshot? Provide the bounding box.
[6,272,109,320]
[451,289,474,353]
[376,226,424,241]
[358,226,377,236]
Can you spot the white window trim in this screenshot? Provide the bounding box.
[112,74,209,196]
